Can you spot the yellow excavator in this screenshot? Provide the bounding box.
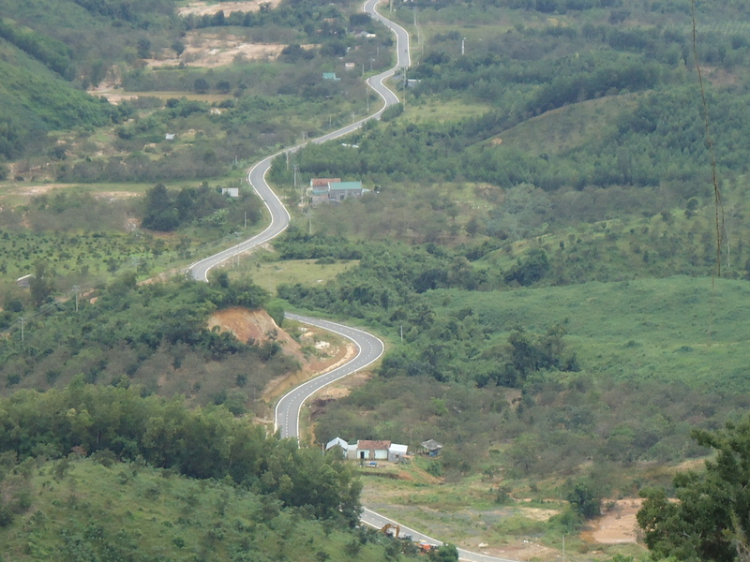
[381,523,401,538]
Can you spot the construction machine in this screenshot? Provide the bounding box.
[381,523,401,538]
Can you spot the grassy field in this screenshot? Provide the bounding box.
[402,99,493,124]
[486,94,640,156]
[232,254,360,294]
[435,275,750,391]
[357,457,645,561]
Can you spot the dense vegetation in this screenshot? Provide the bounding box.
[0,0,391,161]
[0,452,423,561]
[638,417,750,562]
[262,0,750,552]
[3,0,750,558]
[0,273,293,412]
[0,383,361,521]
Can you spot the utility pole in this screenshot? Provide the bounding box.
[20,316,24,343]
[403,69,407,108]
[414,8,420,47]
[293,164,301,207]
[73,285,79,313]
[244,211,247,230]
[462,37,466,55]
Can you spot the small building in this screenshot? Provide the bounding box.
[308,178,365,206]
[421,439,443,457]
[388,443,408,462]
[322,72,340,81]
[328,181,363,203]
[221,187,239,198]
[326,437,349,457]
[165,133,176,140]
[345,62,356,71]
[355,439,391,461]
[16,274,33,288]
[310,178,341,188]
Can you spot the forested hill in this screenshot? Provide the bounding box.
[0,44,121,160]
[0,0,178,159]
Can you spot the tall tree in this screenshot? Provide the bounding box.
[638,418,750,562]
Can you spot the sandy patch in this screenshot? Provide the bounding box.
[208,307,299,349]
[94,191,141,200]
[177,0,282,17]
[517,506,558,522]
[584,498,642,545]
[489,542,558,561]
[152,32,287,67]
[11,183,69,196]
[315,370,370,400]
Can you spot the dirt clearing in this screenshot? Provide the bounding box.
[151,31,289,68]
[584,498,642,544]
[177,0,283,17]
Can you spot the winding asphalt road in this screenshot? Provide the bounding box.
[188,0,406,282]
[274,313,384,440]
[188,3,519,561]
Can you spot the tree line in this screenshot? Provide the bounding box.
[0,381,362,524]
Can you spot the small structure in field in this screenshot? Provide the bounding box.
[16,274,33,288]
[421,439,443,457]
[353,439,391,461]
[308,178,363,206]
[388,443,408,462]
[221,187,239,198]
[325,437,349,457]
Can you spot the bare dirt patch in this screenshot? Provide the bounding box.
[517,506,558,522]
[208,307,298,348]
[177,0,282,17]
[315,370,370,400]
[151,32,288,68]
[491,542,558,561]
[10,183,69,197]
[583,498,643,545]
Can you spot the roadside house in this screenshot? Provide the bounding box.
[328,181,363,203]
[355,439,391,460]
[325,437,349,457]
[388,443,408,462]
[309,178,340,206]
[308,178,364,206]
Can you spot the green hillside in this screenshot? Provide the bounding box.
[2,457,390,562]
[0,39,120,159]
[0,382,421,562]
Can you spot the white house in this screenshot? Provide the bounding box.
[325,437,349,457]
[355,439,391,461]
[388,443,408,462]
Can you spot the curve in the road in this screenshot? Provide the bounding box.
[188,3,519,561]
[274,314,384,439]
[188,0,405,282]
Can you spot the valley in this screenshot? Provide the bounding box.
[1,0,750,561]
